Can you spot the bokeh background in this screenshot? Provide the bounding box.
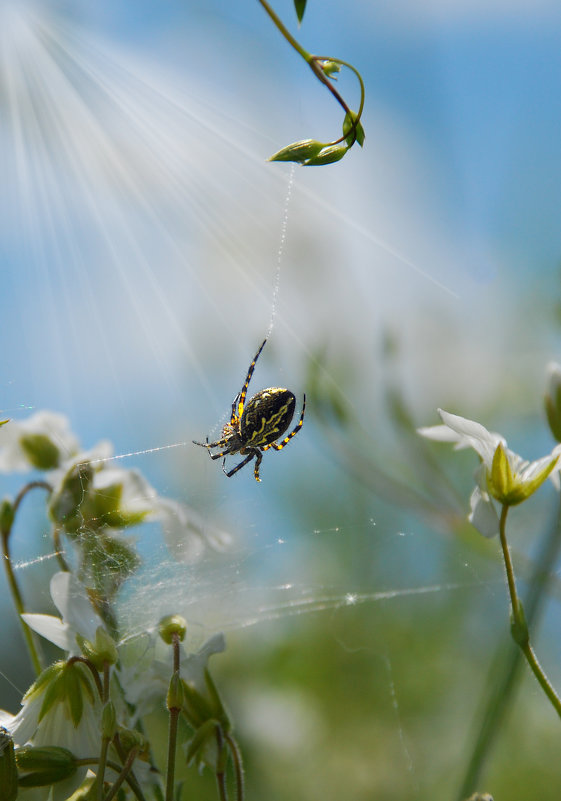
[2,0,561,798]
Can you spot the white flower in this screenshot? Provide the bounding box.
[5,660,101,801]
[21,572,104,656]
[120,631,226,721]
[419,409,559,537]
[156,497,231,563]
[0,411,79,472]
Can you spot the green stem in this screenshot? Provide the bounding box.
[215,726,228,801]
[457,495,561,799]
[77,757,144,800]
[113,733,149,801]
[101,748,139,801]
[165,635,181,801]
[498,503,561,717]
[257,0,311,61]
[225,733,244,801]
[257,0,365,145]
[97,663,112,801]
[1,481,52,675]
[98,736,111,801]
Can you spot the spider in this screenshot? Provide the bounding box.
[193,339,306,482]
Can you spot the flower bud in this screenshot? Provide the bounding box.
[545,362,561,442]
[0,728,18,801]
[16,745,76,787]
[78,626,118,669]
[303,144,348,166]
[48,462,93,533]
[101,701,117,739]
[167,670,185,712]
[20,433,61,470]
[320,59,340,78]
[117,727,149,760]
[268,139,325,164]
[488,443,557,506]
[158,614,187,644]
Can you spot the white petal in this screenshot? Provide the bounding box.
[417,424,465,445]
[0,710,14,727]
[0,411,79,473]
[20,613,75,652]
[183,633,226,691]
[468,486,499,538]
[50,571,102,643]
[92,466,158,520]
[520,452,558,482]
[437,409,503,467]
[157,498,231,562]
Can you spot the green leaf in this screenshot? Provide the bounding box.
[293,0,307,24]
[342,110,365,147]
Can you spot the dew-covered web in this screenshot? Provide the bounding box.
[3,3,561,799]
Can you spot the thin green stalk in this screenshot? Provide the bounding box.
[77,757,144,800]
[215,726,228,801]
[1,481,52,675]
[225,733,244,801]
[1,528,42,675]
[165,635,181,801]
[97,663,112,801]
[257,0,365,142]
[113,733,149,801]
[498,504,561,716]
[498,506,520,617]
[257,0,311,61]
[458,495,561,799]
[102,748,139,801]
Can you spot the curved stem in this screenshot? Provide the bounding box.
[1,481,52,675]
[225,733,244,801]
[498,503,561,718]
[457,496,561,799]
[257,1,365,147]
[113,733,149,801]
[76,755,142,801]
[102,747,139,801]
[498,505,520,617]
[257,0,311,61]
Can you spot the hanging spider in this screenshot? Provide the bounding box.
[193,339,306,482]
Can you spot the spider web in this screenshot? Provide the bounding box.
[2,3,561,800]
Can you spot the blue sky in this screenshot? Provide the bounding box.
[2,0,561,514]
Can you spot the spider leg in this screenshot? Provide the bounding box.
[193,434,231,449]
[223,450,257,478]
[264,393,306,452]
[232,339,267,422]
[253,450,263,482]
